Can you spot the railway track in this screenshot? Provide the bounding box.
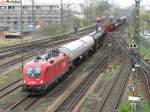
[1,40,112,112]
[0,80,41,112]
[5,95,41,112]
[0,26,94,59]
[0,79,22,99]
[0,28,94,73]
[140,60,150,96]
[0,38,74,71]
[97,40,131,112]
[47,45,118,112]
[121,34,150,97]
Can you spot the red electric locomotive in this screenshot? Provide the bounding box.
[22,50,69,94]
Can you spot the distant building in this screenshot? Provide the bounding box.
[0,2,69,32]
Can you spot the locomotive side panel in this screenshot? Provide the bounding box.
[44,53,69,87]
[45,63,57,86]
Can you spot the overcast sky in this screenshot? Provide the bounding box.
[1,0,150,8]
[34,0,150,8]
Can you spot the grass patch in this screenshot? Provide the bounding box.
[101,71,112,81]
[0,38,20,47]
[79,94,99,112]
[118,100,130,112]
[101,63,117,81]
[140,97,150,112]
[0,67,22,89]
[140,44,150,59]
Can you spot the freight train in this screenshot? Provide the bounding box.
[22,16,127,94]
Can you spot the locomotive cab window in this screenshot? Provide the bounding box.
[26,67,41,77]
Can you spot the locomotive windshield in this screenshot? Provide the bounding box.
[26,67,41,77]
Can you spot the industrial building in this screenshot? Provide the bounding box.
[0,2,69,32]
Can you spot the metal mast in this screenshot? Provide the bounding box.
[134,0,140,52]
[32,0,35,25]
[60,0,63,26]
[20,0,23,69]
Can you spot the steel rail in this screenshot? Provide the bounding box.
[54,45,118,112]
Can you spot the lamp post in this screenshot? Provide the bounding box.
[60,0,63,27]
[131,1,141,109]
[134,0,140,53]
[67,4,72,21]
[80,4,84,17]
[31,0,35,32]
[6,0,23,72]
[20,0,23,69]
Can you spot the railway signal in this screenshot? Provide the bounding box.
[129,40,140,71]
[129,40,137,48]
[129,0,141,70]
[129,1,141,111]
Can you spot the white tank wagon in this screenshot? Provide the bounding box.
[59,40,86,62]
[79,35,95,50]
[59,27,105,66]
[59,37,94,63]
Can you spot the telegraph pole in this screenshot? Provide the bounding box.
[128,1,141,111]
[60,0,63,27]
[20,0,23,69]
[80,4,84,17]
[134,0,140,52]
[32,0,35,26]
[67,4,72,21]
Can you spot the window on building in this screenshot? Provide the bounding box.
[1,6,6,10]
[14,21,17,25]
[7,17,10,20]
[50,6,52,9]
[36,6,40,10]
[28,16,32,20]
[8,6,11,10]
[23,6,28,10]
[7,21,10,24]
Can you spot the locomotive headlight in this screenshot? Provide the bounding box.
[23,80,26,84]
[40,80,44,84]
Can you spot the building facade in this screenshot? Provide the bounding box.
[0,2,69,32]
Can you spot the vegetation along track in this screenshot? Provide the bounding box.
[0,26,94,59]
[97,39,131,112]
[49,44,118,112]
